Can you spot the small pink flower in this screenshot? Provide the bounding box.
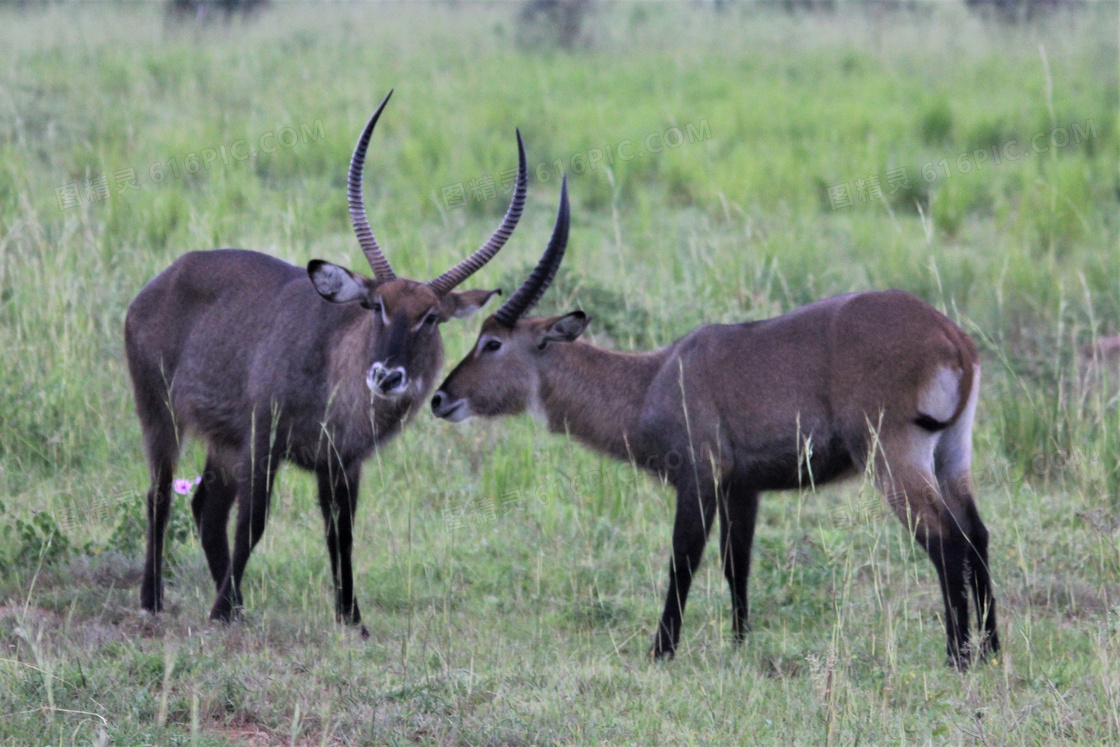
[173,477,202,495]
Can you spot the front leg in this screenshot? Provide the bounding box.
[651,473,717,660]
[317,462,368,637]
[719,484,760,642]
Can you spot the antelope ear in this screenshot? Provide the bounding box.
[536,311,590,348]
[442,288,501,320]
[308,260,370,305]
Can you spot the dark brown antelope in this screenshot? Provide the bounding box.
[431,181,999,667]
[125,91,527,631]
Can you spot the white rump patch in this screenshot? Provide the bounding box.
[935,365,980,478]
[918,365,962,423]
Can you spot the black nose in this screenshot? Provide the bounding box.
[380,370,404,391]
[430,391,444,411]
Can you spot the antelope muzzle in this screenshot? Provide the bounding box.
[430,388,470,422]
[367,361,408,398]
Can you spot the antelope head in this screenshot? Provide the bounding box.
[308,90,528,400]
[431,176,587,420]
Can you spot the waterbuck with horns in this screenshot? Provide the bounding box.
[431,181,999,667]
[126,91,527,630]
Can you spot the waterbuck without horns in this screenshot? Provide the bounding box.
[431,181,999,667]
[125,91,528,631]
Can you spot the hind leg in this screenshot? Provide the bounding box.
[934,370,999,659]
[211,434,279,622]
[923,521,974,669]
[718,483,760,642]
[138,414,180,614]
[191,453,238,592]
[959,499,998,658]
[141,462,176,612]
[873,429,973,669]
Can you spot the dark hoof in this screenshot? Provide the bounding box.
[979,632,1001,661]
[946,644,972,671]
[209,601,241,624]
[648,621,680,660]
[140,585,162,614]
[336,602,363,629]
[359,624,370,640]
[649,632,677,660]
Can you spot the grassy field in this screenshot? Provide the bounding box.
[1,1,1118,743]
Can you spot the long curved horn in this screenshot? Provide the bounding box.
[349,91,396,282]
[492,175,568,328]
[427,130,528,296]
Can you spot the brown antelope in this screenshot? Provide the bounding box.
[431,181,999,667]
[125,91,527,631]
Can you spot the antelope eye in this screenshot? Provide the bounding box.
[424,312,439,326]
[370,301,383,314]
[482,339,502,353]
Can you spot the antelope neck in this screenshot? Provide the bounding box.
[535,341,669,462]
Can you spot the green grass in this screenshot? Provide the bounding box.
[1,1,1119,744]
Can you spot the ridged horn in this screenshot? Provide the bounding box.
[492,175,569,328]
[349,91,396,282]
[427,130,528,296]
